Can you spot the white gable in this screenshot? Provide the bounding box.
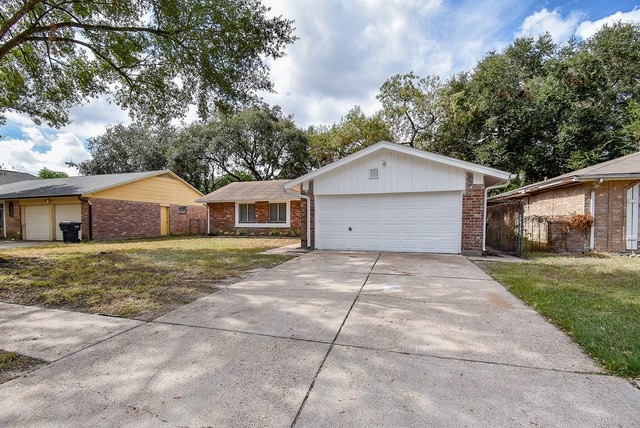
[314,148,467,195]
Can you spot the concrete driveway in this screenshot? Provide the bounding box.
[0,251,639,427]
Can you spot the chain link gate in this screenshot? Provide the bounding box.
[486,201,524,255]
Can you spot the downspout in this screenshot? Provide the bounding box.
[78,197,93,241]
[283,185,311,249]
[590,178,604,250]
[205,204,211,235]
[483,175,516,254]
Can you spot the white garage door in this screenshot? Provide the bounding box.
[315,192,462,253]
[55,204,82,241]
[24,205,52,241]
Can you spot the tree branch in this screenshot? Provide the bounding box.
[0,0,41,40]
[24,35,135,87]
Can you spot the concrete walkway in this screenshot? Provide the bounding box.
[0,251,639,427]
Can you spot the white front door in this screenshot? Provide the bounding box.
[627,184,639,250]
[24,205,52,241]
[315,192,462,253]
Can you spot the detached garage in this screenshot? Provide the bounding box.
[284,141,512,255]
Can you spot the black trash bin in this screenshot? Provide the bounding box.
[59,221,82,243]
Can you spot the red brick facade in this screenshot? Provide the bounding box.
[170,204,208,236]
[300,181,314,249]
[2,200,22,239]
[208,200,302,237]
[461,173,486,256]
[518,179,640,253]
[78,198,207,241]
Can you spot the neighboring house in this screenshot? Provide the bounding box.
[197,180,301,236]
[0,170,39,235]
[491,151,640,253]
[0,170,206,241]
[284,141,512,255]
[0,170,39,185]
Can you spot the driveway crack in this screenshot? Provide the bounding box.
[290,252,382,428]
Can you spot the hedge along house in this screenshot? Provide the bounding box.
[491,151,640,253]
[197,180,302,237]
[0,170,206,241]
[284,141,513,255]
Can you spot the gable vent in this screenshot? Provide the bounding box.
[369,168,379,179]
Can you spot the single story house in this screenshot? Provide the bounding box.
[0,170,206,241]
[197,180,302,236]
[280,141,512,255]
[491,151,640,253]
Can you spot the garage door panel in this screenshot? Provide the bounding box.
[24,206,52,241]
[54,204,81,241]
[316,192,462,253]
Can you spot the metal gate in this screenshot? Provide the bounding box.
[486,201,524,255]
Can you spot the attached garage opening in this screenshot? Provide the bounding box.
[315,192,462,253]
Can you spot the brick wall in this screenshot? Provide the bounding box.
[461,173,485,256]
[524,184,587,217]
[169,204,207,235]
[209,200,302,237]
[547,219,590,253]
[300,181,315,248]
[593,180,636,253]
[80,200,90,240]
[3,200,21,239]
[90,198,160,240]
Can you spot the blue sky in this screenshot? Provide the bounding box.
[1,0,639,175]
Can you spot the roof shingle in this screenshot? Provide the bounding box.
[0,170,171,199]
[197,180,300,203]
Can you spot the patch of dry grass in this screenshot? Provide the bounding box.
[0,236,297,320]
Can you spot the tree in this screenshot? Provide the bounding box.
[0,0,296,127]
[377,72,444,149]
[70,123,175,175]
[207,106,312,181]
[308,106,391,166]
[38,167,68,178]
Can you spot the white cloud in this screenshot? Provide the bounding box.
[576,8,640,39]
[517,8,583,42]
[0,127,91,176]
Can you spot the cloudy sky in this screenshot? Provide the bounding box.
[1,0,639,176]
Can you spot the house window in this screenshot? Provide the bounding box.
[269,203,287,223]
[239,203,256,223]
[8,201,14,217]
[0,203,4,229]
[178,206,187,214]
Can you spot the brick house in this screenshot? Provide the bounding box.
[197,180,302,237]
[284,141,512,255]
[491,151,640,253]
[0,170,206,241]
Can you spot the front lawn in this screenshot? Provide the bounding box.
[0,236,297,320]
[484,254,640,378]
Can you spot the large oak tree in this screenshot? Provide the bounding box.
[0,0,296,127]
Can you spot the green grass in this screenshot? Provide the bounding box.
[484,253,640,378]
[0,350,42,372]
[0,236,297,320]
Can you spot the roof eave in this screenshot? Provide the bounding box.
[284,141,511,189]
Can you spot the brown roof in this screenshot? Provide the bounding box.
[554,151,640,179]
[492,151,640,200]
[197,180,300,203]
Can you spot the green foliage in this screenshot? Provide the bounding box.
[38,167,68,179]
[308,106,391,166]
[0,0,296,127]
[377,72,444,149]
[70,105,310,192]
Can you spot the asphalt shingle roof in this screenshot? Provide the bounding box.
[0,170,38,186]
[197,180,300,203]
[0,170,169,199]
[492,151,640,199]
